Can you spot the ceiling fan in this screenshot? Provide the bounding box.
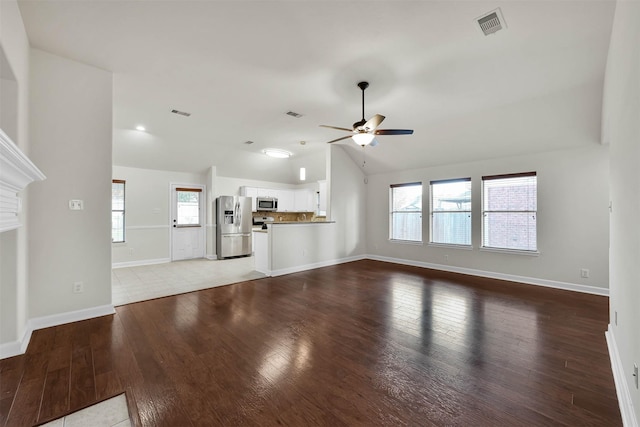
[320,81,414,147]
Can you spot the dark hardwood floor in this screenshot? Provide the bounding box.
[1,260,621,426]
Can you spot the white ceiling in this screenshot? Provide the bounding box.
[17,0,615,184]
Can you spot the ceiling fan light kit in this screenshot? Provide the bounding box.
[352,133,376,146]
[320,81,414,147]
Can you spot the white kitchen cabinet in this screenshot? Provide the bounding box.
[318,180,327,215]
[294,189,314,212]
[256,187,278,198]
[240,186,258,211]
[276,189,295,211]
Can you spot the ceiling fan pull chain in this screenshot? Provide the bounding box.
[362,145,366,168]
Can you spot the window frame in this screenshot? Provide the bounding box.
[112,179,125,243]
[175,187,203,227]
[481,172,538,254]
[429,177,472,247]
[389,182,423,243]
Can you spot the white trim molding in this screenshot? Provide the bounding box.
[0,304,115,359]
[366,255,609,296]
[0,128,46,233]
[266,254,367,277]
[606,327,639,427]
[126,225,170,230]
[112,257,170,269]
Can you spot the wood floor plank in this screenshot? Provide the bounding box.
[37,367,69,423]
[1,260,622,426]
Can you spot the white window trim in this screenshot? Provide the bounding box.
[429,178,472,246]
[389,182,423,243]
[428,242,473,250]
[481,172,537,253]
[479,246,540,256]
[389,239,424,246]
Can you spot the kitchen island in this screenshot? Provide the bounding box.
[253,221,343,276]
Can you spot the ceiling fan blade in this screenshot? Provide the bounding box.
[325,135,353,144]
[363,114,385,131]
[320,125,353,132]
[374,129,414,135]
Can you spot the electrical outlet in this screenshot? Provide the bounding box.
[302,249,306,256]
[68,199,84,210]
[444,255,449,262]
[634,363,638,389]
[129,248,134,256]
[73,281,84,293]
[580,268,589,278]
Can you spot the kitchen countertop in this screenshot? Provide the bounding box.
[272,220,334,224]
[252,220,334,232]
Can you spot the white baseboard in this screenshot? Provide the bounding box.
[0,334,28,360]
[367,255,609,296]
[606,327,638,427]
[112,257,170,269]
[268,254,367,277]
[0,304,115,360]
[205,255,217,260]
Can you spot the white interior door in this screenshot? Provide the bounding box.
[171,184,205,261]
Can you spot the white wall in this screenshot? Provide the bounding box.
[328,145,368,256]
[366,146,610,292]
[28,49,113,318]
[603,1,640,424]
[266,145,367,274]
[0,0,32,351]
[112,165,206,265]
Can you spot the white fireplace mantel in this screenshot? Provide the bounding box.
[0,128,46,233]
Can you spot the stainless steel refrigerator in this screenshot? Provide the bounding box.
[216,196,252,259]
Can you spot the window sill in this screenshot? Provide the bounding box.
[112,241,126,246]
[389,239,423,246]
[428,243,473,250]
[479,246,540,256]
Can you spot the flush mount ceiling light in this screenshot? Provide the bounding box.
[299,167,306,181]
[262,148,292,159]
[135,125,146,132]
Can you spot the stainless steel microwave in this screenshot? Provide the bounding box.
[256,197,278,211]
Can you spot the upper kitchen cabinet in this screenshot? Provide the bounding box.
[294,189,315,212]
[276,189,294,212]
[240,186,258,211]
[318,180,327,216]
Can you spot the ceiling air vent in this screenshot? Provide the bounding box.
[286,111,303,118]
[171,109,191,117]
[476,8,506,36]
[244,140,254,145]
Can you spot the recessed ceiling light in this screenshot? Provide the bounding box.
[262,148,292,159]
[135,125,146,132]
[299,167,306,181]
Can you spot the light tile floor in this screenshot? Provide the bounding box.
[40,393,130,427]
[112,256,265,306]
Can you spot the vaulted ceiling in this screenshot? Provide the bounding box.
[17,0,615,184]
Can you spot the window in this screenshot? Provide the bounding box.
[112,180,125,243]
[390,182,422,242]
[430,178,472,246]
[176,188,202,226]
[482,172,537,252]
